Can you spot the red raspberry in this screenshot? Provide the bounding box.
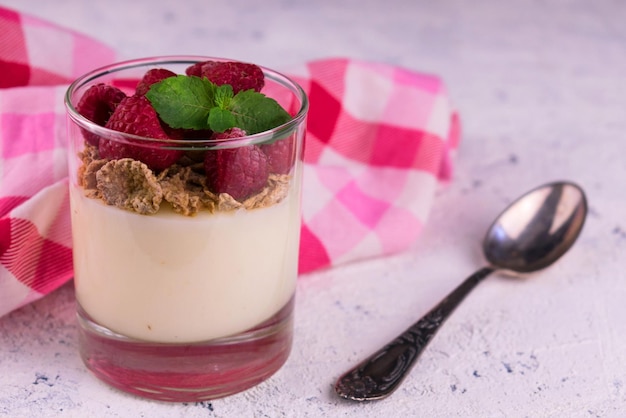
[211,127,247,140]
[186,61,264,93]
[135,68,177,96]
[261,137,295,174]
[76,83,126,145]
[101,95,183,170]
[204,128,269,200]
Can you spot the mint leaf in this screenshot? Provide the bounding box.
[229,90,292,135]
[207,85,236,132]
[214,84,234,109]
[208,107,236,132]
[146,74,292,135]
[146,75,215,129]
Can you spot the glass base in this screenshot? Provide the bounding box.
[76,297,294,402]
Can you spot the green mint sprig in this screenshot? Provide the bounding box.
[145,75,292,135]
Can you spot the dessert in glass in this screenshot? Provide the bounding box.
[64,56,308,401]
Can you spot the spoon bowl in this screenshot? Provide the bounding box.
[484,181,587,274]
[334,181,587,401]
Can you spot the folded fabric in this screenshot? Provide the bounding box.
[0,6,460,318]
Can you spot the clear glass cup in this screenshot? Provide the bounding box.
[64,56,308,402]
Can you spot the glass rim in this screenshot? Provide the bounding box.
[64,55,309,149]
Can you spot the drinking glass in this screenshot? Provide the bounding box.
[64,56,308,401]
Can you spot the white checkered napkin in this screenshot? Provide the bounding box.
[0,6,116,316]
[291,59,459,273]
[0,7,116,87]
[0,84,74,315]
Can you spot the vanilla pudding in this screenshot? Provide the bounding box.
[70,184,300,343]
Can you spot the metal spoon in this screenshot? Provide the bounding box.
[334,181,588,401]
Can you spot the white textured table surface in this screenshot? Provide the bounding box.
[1,0,625,417]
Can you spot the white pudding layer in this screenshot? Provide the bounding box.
[70,187,300,343]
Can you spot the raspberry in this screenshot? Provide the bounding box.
[261,137,295,174]
[204,128,269,200]
[76,83,126,145]
[101,95,182,170]
[135,68,177,96]
[186,61,264,93]
[211,127,247,140]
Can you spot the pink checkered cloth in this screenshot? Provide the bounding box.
[0,6,460,318]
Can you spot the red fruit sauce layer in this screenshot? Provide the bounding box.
[77,297,294,402]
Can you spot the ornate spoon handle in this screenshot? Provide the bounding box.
[334,266,495,401]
